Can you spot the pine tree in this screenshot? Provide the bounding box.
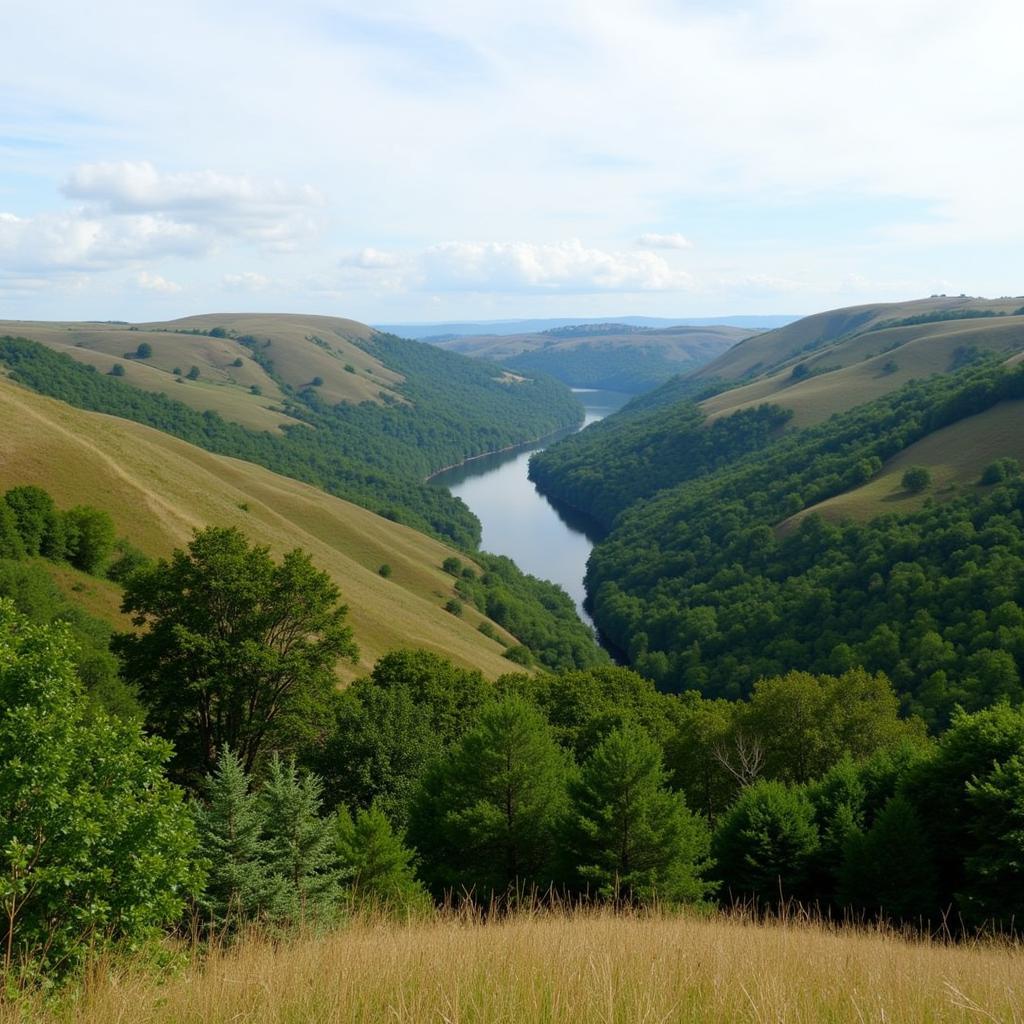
[192,748,277,928]
[259,755,341,921]
[409,696,569,898]
[838,794,938,922]
[564,724,712,905]
[334,804,428,911]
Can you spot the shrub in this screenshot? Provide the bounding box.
[110,363,125,377]
[444,598,463,617]
[980,458,1020,485]
[186,365,201,380]
[378,563,392,578]
[232,357,244,367]
[901,466,931,493]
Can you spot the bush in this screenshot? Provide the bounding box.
[378,563,393,578]
[442,556,463,576]
[504,644,533,666]
[980,457,1020,485]
[186,365,201,381]
[135,342,153,359]
[232,357,244,367]
[110,363,125,377]
[444,598,463,617]
[901,466,931,493]
[310,376,324,387]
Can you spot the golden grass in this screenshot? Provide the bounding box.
[702,316,1024,429]
[779,399,1024,533]
[0,377,518,681]
[0,312,405,431]
[13,910,1023,1023]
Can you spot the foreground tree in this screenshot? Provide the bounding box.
[564,724,712,905]
[114,527,358,782]
[0,601,199,980]
[409,696,569,898]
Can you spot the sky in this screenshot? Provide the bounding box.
[2,0,1023,324]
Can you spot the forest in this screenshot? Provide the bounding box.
[531,358,1024,723]
[4,515,1023,989]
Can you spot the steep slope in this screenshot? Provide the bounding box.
[434,323,750,392]
[0,375,522,681]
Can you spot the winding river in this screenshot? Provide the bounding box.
[430,389,630,627]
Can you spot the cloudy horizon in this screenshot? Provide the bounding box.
[2,0,1022,324]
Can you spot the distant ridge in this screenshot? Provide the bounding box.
[377,314,800,340]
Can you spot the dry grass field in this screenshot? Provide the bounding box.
[11,910,1022,1024]
[778,399,1024,534]
[0,376,518,680]
[0,312,405,431]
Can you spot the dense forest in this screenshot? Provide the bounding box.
[531,359,1024,723]
[5,520,1023,986]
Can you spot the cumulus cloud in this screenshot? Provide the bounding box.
[0,209,204,272]
[135,270,181,293]
[420,240,692,293]
[637,232,692,250]
[62,161,324,249]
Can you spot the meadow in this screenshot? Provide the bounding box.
[10,909,1021,1024]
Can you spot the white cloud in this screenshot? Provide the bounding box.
[420,240,693,293]
[222,271,273,291]
[637,232,692,250]
[135,270,181,293]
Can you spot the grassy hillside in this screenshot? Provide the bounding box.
[695,294,1024,383]
[0,375,523,681]
[11,911,1020,1023]
[435,323,749,392]
[780,399,1024,531]
[702,313,1024,428]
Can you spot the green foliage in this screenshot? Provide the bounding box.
[64,504,116,573]
[114,526,358,783]
[980,457,1020,485]
[444,597,463,616]
[837,794,938,922]
[334,804,428,911]
[377,562,392,578]
[3,486,64,559]
[192,748,278,928]
[258,755,341,922]
[186,365,201,380]
[106,538,152,582]
[563,724,712,905]
[0,601,199,980]
[109,362,125,377]
[311,650,491,826]
[409,696,569,898]
[549,361,1024,720]
[442,556,463,575]
[901,466,931,493]
[0,505,25,561]
[232,357,244,367]
[712,781,820,905]
[135,342,153,359]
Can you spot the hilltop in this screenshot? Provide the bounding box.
[0,373,524,681]
[432,322,751,392]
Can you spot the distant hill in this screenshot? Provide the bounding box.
[0,374,522,681]
[378,314,799,340]
[429,323,754,393]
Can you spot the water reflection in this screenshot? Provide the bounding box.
[431,389,630,626]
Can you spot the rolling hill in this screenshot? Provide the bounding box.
[0,373,525,682]
[431,323,752,392]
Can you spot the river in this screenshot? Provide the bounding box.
[430,389,631,627]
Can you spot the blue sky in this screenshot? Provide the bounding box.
[1,0,1022,323]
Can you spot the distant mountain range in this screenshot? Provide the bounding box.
[376,314,800,340]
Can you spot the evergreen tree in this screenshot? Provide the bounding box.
[838,794,938,922]
[409,696,569,899]
[334,804,428,911]
[259,755,341,921]
[192,748,277,928]
[712,780,820,906]
[564,724,712,905]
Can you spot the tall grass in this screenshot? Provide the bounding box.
[8,906,1021,1023]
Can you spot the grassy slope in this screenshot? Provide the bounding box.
[14,912,1021,1023]
[701,314,1024,428]
[779,399,1024,533]
[694,295,1024,382]
[0,376,519,680]
[0,312,405,430]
